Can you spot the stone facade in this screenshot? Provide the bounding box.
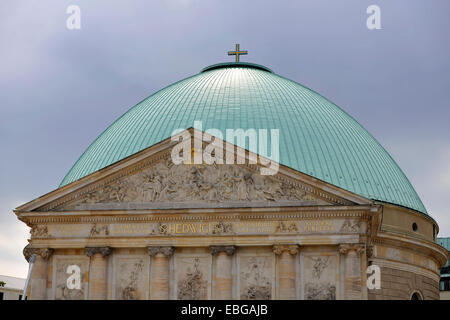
[368,267,439,300]
[15,136,449,300]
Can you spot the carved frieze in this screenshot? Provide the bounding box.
[30,225,49,238]
[339,220,361,233]
[64,159,322,208]
[274,221,298,233]
[89,224,109,237]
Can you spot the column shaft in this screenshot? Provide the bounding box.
[273,245,299,300]
[148,246,174,300]
[278,251,296,299]
[340,244,363,300]
[89,253,108,299]
[29,255,48,300]
[215,252,233,299]
[86,247,111,300]
[23,246,53,300]
[151,253,170,299]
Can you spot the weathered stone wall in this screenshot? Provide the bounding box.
[368,266,439,300]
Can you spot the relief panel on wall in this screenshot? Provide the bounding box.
[302,253,338,300]
[239,255,274,300]
[114,256,148,300]
[53,256,89,300]
[175,255,211,300]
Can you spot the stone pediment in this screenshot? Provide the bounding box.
[19,130,368,213]
[56,157,333,211]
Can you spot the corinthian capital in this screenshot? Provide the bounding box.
[23,245,54,262]
[273,245,299,256]
[210,245,236,256]
[147,246,175,257]
[339,243,365,255]
[85,246,112,257]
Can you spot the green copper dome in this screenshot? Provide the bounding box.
[60,62,427,214]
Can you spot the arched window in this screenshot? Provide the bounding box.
[411,291,423,300]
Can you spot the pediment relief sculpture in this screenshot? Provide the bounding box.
[62,159,328,208]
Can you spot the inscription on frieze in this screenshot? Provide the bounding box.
[35,219,355,238]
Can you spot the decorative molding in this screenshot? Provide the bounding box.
[209,245,236,256]
[147,246,175,257]
[23,245,54,261]
[369,257,440,282]
[21,210,370,225]
[371,234,449,267]
[85,246,112,257]
[272,245,299,255]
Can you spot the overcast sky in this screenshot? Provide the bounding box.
[1,0,449,278]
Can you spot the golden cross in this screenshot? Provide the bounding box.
[227,43,248,63]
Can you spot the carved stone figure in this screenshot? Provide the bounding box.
[309,257,330,280]
[274,221,298,233]
[240,257,272,300]
[69,159,315,206]
[30,225,49,238]
[212,221,233,234]
[56,283,85,300]
[305,283,336,300]
[119,260,144,300]
[340,220,361,233]
[89,224,109,237]
[177,258,207,300]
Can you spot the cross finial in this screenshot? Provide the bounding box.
[227,43,248,63]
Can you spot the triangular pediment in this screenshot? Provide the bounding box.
[16,128,371,213]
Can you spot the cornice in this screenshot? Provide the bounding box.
[19,209,371,225]
[371,232,449,267]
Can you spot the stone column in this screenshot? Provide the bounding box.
[148,246,175,300]
[273,245,299,300]
[85,247,111,300]
[339,244,364,300]
[210,246,236,299]
[23,246,54,300]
